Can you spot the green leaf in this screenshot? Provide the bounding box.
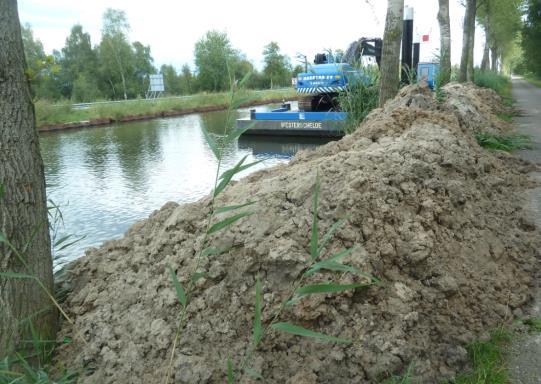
[55,235,86,252]
[227,357,235,384]
[167,266,187,307]
[296,283,369,296]
[318,218,346,255]
[0,183,4,199]
[271,322,351,344]
[253,277,263,346]
[225,121,256,143]
[191,272,207,283]
[214,156,263,197]
[304,247,356,277]
[310,172,320,260]
[201,246,230,257]
[244,367,263,380]
[0,272,35,280]
[0,232,7,243]
[214,201,256,214]
[202,128,220,160]
[207,211,254,235]
[238,71,253,88]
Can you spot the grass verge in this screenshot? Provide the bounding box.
[475,132,531,151]
[524,75,541,88]
[35,88,297,128]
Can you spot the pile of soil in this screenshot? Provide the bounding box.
[56,83,540,383]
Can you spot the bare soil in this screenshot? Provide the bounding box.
[55,83,540,383]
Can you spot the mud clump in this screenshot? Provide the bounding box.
[56,83,540,383]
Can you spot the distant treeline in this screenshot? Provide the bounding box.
[22,8,304,102]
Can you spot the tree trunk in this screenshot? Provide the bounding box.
[438,0,451,85]
[491,47,498,72]
[379,0,404,107]
[481,35,490,71]
[438,0,452,85]
[467,12,476,82]
[0,0,55,358]
[459,0,477,82]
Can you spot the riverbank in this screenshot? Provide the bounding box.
[36,88,298,132]
[54,82,540,383]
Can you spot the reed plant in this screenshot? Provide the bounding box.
[337,65,380,134]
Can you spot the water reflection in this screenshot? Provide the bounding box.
[40,102,325,268]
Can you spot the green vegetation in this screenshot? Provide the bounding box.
[453,329,511,384]
[22,11,299,103]
[337,66,380,133]
[475,132,531,151]
[524,75,541,88]
[35,88,296,128]
[523,318,541,332]
[473,70,510,97]
[522,0,541,78]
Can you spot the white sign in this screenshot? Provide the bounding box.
[149,74,165,92]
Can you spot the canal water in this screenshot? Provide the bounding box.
[40,103,332,269]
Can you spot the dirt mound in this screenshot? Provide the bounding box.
[56,83,540,383]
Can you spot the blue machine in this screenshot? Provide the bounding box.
[417,62,440,89]
[295,38,382,112]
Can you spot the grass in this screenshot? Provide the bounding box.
[524,75,541,88]
[475,132,531,151]
[523,318,541,332]
[35,88,297,128]
[473,70,511,98]
[452,329,512,384]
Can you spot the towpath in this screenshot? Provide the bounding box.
[509,77,541,384]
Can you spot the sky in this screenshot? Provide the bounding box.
[18,0,486,71]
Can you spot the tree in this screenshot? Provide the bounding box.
[194,30,238,92]
[438,0,452,85]
[61,24,98,98]
[180,64,195,94]
[20,23,62,100]
[522,0,541,77]
[130,41,155,96]
[161,64,182,95]
[99,8,131,99]
[459,0,477,82]
[379,0,404,106]
[478,0,523,74]
[262,42,291,88]
[0,0,55,358]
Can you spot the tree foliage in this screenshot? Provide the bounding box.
[262,42,291,88]
[195,30,239,92]
[522,0,541,77]
[477,0,523,74]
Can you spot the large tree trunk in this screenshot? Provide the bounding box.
[491,47,499,72]
[0,0,55,358]
[459,0,477,82]
[438,0,452,85]
[467,14,476,81]
[379,0,404,107]
[481,36,490,71]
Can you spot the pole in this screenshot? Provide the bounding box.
[401,6,414,83]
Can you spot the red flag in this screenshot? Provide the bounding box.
[422,35,430,42]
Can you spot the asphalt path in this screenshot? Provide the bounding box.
[508,77,541,384]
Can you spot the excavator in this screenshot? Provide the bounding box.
[295,38,382,112]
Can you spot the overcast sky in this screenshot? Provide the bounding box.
[18,0,486,71]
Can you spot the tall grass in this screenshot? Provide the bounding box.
[473,70,511,98]
[337,66,380,134]
[475,132,531,151]
[35,88,297,127]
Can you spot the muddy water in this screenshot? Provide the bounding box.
[40,103,332,268]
